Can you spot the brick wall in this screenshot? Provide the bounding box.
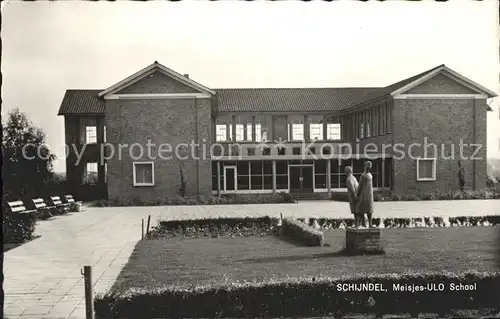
[105,97,212,202]
[392,98,487,194]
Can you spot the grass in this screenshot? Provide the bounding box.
[110,226,499,293]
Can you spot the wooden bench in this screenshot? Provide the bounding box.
[32,198,55,219]
[7,201,37,215]
[63,194,82,212]
[50,196,70,214]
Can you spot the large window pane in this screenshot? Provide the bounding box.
[237,161,249,175]
[276,175,288,190]
[238,176,250,190]
[83,162,98,185]
[314,160,327,174]
[276,160,288,175]
[251,176,263,190]
[263,176,273,190]
[314,175,327,189]
[251,161,262,175]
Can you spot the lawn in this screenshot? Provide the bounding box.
[111,226,499,293]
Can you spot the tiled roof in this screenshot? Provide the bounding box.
[56,65,449,115]
[215,87,383,113]
[58,90,105,115]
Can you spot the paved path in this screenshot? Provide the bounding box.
[3,200,499,318]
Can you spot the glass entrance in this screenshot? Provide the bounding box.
[289,165,314,193]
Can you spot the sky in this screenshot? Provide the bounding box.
[2,1,500,172]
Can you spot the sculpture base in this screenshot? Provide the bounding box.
[345,227,384,255]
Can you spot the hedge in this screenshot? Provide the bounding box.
[3,209,38,244]
[94,271,500,318]
[280,218,324,246]
[92,192,296,207]
[332,189,500,202]
[148,216,280,239]
[299,215,500,230]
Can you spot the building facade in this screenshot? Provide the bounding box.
[58,62,496,201]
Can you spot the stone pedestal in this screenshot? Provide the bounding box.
[345,227,383,255]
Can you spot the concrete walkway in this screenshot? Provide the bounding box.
[3,200,500,318]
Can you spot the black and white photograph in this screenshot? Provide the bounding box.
[2,1,500,318]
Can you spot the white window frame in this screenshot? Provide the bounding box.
[326,123,341,140]
[309,123,323,140]
[216,124,227,142]
[416,158,437,181]
[83,162,98,185]
[85,126,97,144]
[235,124,245,141]
[291,123,304,141]
[133,162,155,186]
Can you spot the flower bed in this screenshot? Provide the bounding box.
[299,215,500,229]
[280,218,324,246]
[148,216,280,239]
[94,271,500,319]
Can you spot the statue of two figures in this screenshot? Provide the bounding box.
[346,161,374,228]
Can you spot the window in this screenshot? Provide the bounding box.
[314,160,327,189]
[237,161,250,190]
[235,124,245,141]
[373,107,379,136]
[277,147,286,155]
[262,147,271,156]
[326,124,341,140]
[292,147,302,155]
[380,104,386,135]
[247,148,255,156]
[308,115,324,141]
[288,115,305,141]
[81,118,98,144]
[386,104,392,133]
[216,124,227,141]
[255,116,270,142]
[83,162,98,185]
[133,162,154,186]
[366,110,371,138]
[85,126,97,144]
[291,124,304,140]
[307,147,316,155]
[246,123,253,141]
[309,123,323,140]
[359,112,364,139]
[276,160,288,190]
[416,158,436,181]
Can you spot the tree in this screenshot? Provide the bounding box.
[2,108,56,200]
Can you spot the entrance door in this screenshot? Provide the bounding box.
[224,166,237,191]
[289,165,314,193]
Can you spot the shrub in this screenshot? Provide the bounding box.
[307,215,500,229]
[91,194,296,207]
[148,216,280,239]
[3,208,38,244]
[94,271,500,319]
[281,218,324,246]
